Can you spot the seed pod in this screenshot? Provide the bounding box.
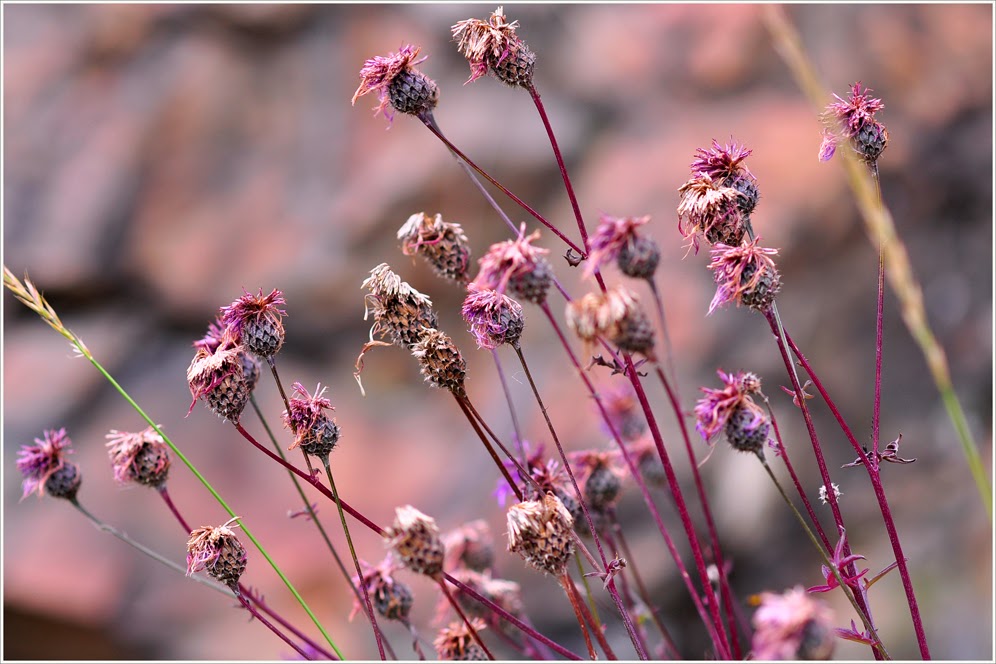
[372,575,414,622]
[584,462,622,510]
[506,493,575,577]
[490,44,536,88]
[17,428,81,501]
[737,259,781,312]
[434,619,489,661]
[106,428,172,488]
[187,343,251,423]
[186,519,248,590]
[724,403,770,453]
[617,235,661,280]
[44,463,82,501]
[352,45,439,120]
[854,121,889,164]
[398,212,472,284]
[725,173,760,217]
[363,263,440,349]
[386,505,445,579]
[411,328,467,396]
[387,68,439,117]
[474,225,552,305]
[461,285,525,350]
[220,289,287,359]
[283,383,340,461]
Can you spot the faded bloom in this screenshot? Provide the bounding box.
[599,383,647,441]
[694,369,766,445]
[573,450,624,511]
[362,263,440,349]
[386,505,445,579]
[820,82,888,164]
[752,586,836,660]
[452,6,535,88]
[443,569,523,628]
[186,517,247,590]
[282,382,340,460]
[195,316,262,394]
[106,427,171,488]
[220,288,287,358]
[473,224,552,304]
[351,44,439,120]
[17,428,81,501]
[398,212,472,284]
[443,520,496,572]
[631,435,667,488]
[186,328,250,423]
[411,328,467,395]
[677,174,746,252]
[587,214,660,280]
[707,237,781,314]
[435,618,489,661]
[461,283,525,350]
[352,558,414,622]
[565,286,656,357]
[506,493,575,576]
[691,139,759,216]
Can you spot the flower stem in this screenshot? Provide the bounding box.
[453,394,524,501]
[438,580,495,660]
[234,589,315,660]
[490,348,527,465]
[559,574,599,660]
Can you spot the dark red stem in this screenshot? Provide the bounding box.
[235,589,314,659]
[438,580,495,660]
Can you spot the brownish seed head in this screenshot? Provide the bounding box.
[411,328,467,396]
[186,331,251,423]
[506,493,575,577]
[434,618,489,660]
[386,505,445,579]
[362,263,440,349]
[186,518,247,590]
[106,427,171,488]
[398,212,472,284]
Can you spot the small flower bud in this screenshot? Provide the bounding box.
[411,328,467,396]
[186,518,247,590]
[707,237,781,314]
[507,493,575,577]
[435,618,489,661]
[362,263,440,349]
[220,289,287,358]
[474,224,552,305]
[386,505,445,579]
[752,586,836,660]
[106,427,171,488]
[399,212,473,283]
[17,428,82,501]
[461,284,525,350]
[352,45,438,120]
[187,331,251,423]
[282,382,340,461]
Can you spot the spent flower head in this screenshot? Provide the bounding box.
[411,328,467,395]
[819,82,888,164]
[386,505,445,579]
[362,263,439,349]
[586,214,660,280]
[105,427,171,488]
[282,382,340,460]
[506,493,575,576]
[17,428,81,501]
[352,558,414,622]
[352,44,439,121]
[707,236,781,314]
[694,369,766,445]
[186,517,247,590]
[691,139,759,216]
[473,224,552,304]
[677,174,747,252]
[443,520,496,573]
[398,212,472,284]
[186,328,250,423]
[751,586,836,660]
[573,450,624,511]
[461,283,525,350]
[434,618,489,661]
[565,286,656,357]
[452,6,535,87]
[220,288,287,358]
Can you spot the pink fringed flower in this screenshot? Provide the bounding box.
[351,44,439,121]
[186,328,250,423]
[17,428,80,500]
[220,288,287,358]
[691,139,759,216]
[473,224,552,304]
[694,369,765,444]
[186,517,247,590]
[282,382,340,460]
[819,82,888,164]
[586,214,660,280]
[707,237,781,314]
[452,7,535,88]
[106,427,171,488]
[461,283,525,350]
[677,174,746,252]
[751,586,836,660]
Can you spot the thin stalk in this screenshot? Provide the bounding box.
[400,620,427,660]
[322,461,387,660]
[234,589,314,660]
[559,574,598,660]
[438,580,496,660]
[490,348,527,465]
[157,486,191,533]
[453,394,524,501]
[565,572,618,660]
[871,162,885,457]
[419,113,585,256]
[598,524,653,659]
[574,553,604,633]
[267,357,315,476]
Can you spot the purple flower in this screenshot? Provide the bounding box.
[16,428,76,499]
[351,44,438,121]
[707,236,781,313]
[819,82,888,163]
[693,369,764,442]
[585,213,652,278]
[751,586,836,659]
[690,139,755,182]
[105,427,171,488]
[461,283,524,350]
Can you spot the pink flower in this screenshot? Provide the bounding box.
[751,586,836,659]
[461,283,525,350]
[690,139,755,182]
[351,44,438,121]
[707,236,781,313]
[693,369,764,442]
[819,82,888,163]
[16,428,78,500]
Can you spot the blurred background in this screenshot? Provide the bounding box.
[3,3,992,660]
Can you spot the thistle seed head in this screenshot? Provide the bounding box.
[352,44,439,121]
[443,519,496,573]
[363,263,440,349]
[565,286,656,357]
[691,139,759,217]
[353,559,414,622]
[820,82,888,164]
[452,7,535,88]
[575,450,623,511]
[724,403,771,454]
[707,237,781,314]
[17,428,81,501]
[435,618,489,660]
[694,369,767,445]
[474,224,552,304]
[411,328,467,396]
[220,288,287,358]
[186,517,247,590]
[398,212,472,284]
[386,505,445,579]
[461,283,525,350]
[586,213,659,280]
[506,493,575,577]
[186,330,250,423]
[677,174,746,252]
[282,382,340,461]
[105,427,171,488]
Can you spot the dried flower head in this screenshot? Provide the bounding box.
[565,286,656,357]
[473,224,552,304]
[694,369,766,445]
[461,283,525,350]
[399,212,473,283]
[352,559,414,622]
[282,382,340,461]
[452,6,535,88]
[820,82,888,164]
[506,493,575,576]
[105,427,171,488]
[573,450,624,510]
[186,329,250,423]
[352,44,439,120]
[220,288,287,358]
[752,586,836,660]
[631,435,667,488]
[599,383,647,441]
[362,263,440,349]
[443,520,496,573]
[410,328,468,395]
[386,505,445,579]
[186,517,247,590]
[587,214,660,280]
[691,139,759,216]
[435,618,489,661]
[707,237,781,314]
[677,174,746,252]
[17,428,81,501]
[443,569,523,627]
[195,316,262,393]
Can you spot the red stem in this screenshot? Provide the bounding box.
[235,590,314,659]
[438,580,495,660]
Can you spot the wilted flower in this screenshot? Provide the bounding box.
[220,288,287,358]
[398,212,472,283]
[362,263,440,349]
[186,517,247,590]
[17,428,81,501]
[186,328,250,423]
[506,493,575,576]
[599,383,647,441]
[707,237,781,313]
[573,450,624,511]
[106,427,171,488]
[751,586,836,660]
[352,44,439,120]
[691,139,759,217]
[195,316,262,393]
[474,224,553,304]
[452,6,535,88]
[352,558,414,622]
[461,283,525,350]
[694,369,766,446]
[434,618,489,661]
[677,174,746,252]
[282,382,340,460]
[443,520,496,572]
[565,286,656,357]
[411,328,467,395]
[385,505,445,579]
[819,82,888,164]
[587,214,660,280]
[441,568,523,629]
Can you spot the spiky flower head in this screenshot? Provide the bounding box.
[751,586,836,660]
[820,82,888,164]
[565,286,656,357]
[282,382,340,461]
[411,328,467,395]
[352,44,439,121]
[473,224,552,304]
[443,519,496,573]
[452,6,535,88]
[220,288,287,358]
[677,174,747,253]
[707,237,781,314]
[186,328,250,423]
[186,517,247,590]
[399,212,473,284]
[195,316,262,393]
[573,450,624,511]
[506,493,575,576]
[691,139,759,216]
[461,283,525,350]
[362,263,440,349]
[17,428,81,501]
[352,558,414,622]
[105,427,171,488]
[386,505,445,579]
[587,214,660,280]
[435,618,489,661]
[694,369,767,451]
